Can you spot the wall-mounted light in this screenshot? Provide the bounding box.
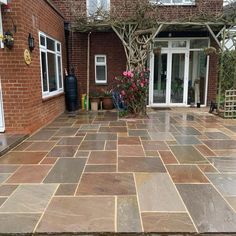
[28,33,35,51]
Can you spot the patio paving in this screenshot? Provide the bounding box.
[0,108,236,234]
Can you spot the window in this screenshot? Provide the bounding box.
[39,32,63,98]
[87,0,110,16]
[0,6,3,48]
[95,55,107,84]
[150,0,195,5]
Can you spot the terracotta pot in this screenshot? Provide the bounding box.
[102,97,113,110]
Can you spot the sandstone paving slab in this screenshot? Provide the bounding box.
[194,144,216,157]
[0,173,11,183]
[28,130,56,141]
[118,137,141,145]
[105,141,117,150]
[0,184,57,213]
[84,165,117,173]
[176,127,201,135]
[55,184,77,196]
[99,127,127,133]
[57,137,83,146]
[142,141,169,151]
[47,145,78,158]
[128,130,149,137]
[0,165,19,173]
[117,196,142,232]
[149,132,175,141]
[88,151,117,164]
[203,140,236,150]
[175,135,201,145]
[135,173,185,212]
[26,141,57,151]
[6,165,52,183]
[77,173,136,195]
[226,197,236,211]
[85,133,117,141]
[79,141,105,150]
[55,128,78,136]
[0,197,6,207]
[118,156,166,173]
[36,197,115,233]
[0,184,18,196]
[44,158,86,183]
[198,164,218,173]
[0,152,46,164]
[166,165,209,183]
[208,157,236,173]
[170,146,208,164]
[118,145,145,157]
[142,212,196,233]
[204,132,230,140]
[206,173,236,196]
[159,150,178,164]
[177,184,236,232]
[0,213,41,234]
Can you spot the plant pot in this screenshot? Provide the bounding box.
[91,101,98,111]
[197,102,201,108]
[102,97,113,110]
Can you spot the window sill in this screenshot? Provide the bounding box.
[95,83,108,86]
[42,92,65,102]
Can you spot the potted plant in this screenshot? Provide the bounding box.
[0,31,14,49]
[102,89,114,110]
[89,90,101,111]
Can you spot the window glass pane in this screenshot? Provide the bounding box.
[96,56,105,63]
[190,39,209,49]
[47,52,57,92]
[188,51,207,105]
[57,56,62,89]
[172,41,187,48]
[88,0,98,15]
[41,52,48,92]
[47,37,55,51]
[101,0,108,10]
[57,43,61,52]
[154,41,168,48]
[96,65,106,81]
[40,35,45,46]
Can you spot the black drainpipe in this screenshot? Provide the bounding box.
[64,22,70,73]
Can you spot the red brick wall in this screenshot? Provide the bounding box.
[52,0,223,106]
[0,0,66,133]
[207,39,219,104]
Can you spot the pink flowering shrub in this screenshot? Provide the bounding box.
[115,68,149,116]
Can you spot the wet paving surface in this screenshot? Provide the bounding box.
[0,108,236,234]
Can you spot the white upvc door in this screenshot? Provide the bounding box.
[0,79,5,132]
[149,49,189,106]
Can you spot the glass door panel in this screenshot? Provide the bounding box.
[153,54,167,103]
[171,53,185,103]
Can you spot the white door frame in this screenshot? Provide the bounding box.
[149,37,210,107]
[0,79,5,132]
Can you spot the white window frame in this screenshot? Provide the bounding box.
[0,6,4,48]
[87,0,110,17]
[95,55,107,84]
[150,0,195,6]
[39,32,63,99]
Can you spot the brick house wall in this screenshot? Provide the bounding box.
[0,0,66,133]
[52,0,223,106]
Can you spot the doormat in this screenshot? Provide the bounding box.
[151,107,171,111]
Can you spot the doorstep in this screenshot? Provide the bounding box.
[0,134,28,157]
